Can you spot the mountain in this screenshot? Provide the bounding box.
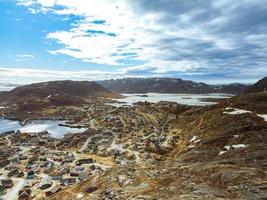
[0,80,114,107]
[244,76,267,94]
[98,78,248,94]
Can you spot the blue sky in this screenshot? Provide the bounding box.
[0,0,267,84]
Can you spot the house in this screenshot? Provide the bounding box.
[49,171,63,181]
[70,169,81,177]
[60,177,76,186]
[28,156,39,165]
[26,170,35,179]
[63,154,75,163]
[1,178,13,188]
[0,159,10,168]
[39,177,52,190]
[0,185,6,196]
[19,154,28,160]
[45,184,61,196]
[18,188,32,200]
[75,158,95,166]
[30,137,40,144]
[7,169,19,177]
[10,156,20,164]
[78,170,90,181]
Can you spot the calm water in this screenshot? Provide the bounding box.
[0,83,17,91]
[108,93,232,107]
[0,119,87,138]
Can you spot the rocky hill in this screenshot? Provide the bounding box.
[49,91,267,200]
[244,76,267,93]
[0,80,115,107]
[98,78,248,94]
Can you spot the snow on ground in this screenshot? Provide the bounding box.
[224,144,247,150]
[219,151,227,155]
[223,108,252,115]
[257,114,267,122]
[232,144,247,149]
[189,136,201,144]
[77,193,85,198]
[190,136,197,143]
[223,107,267,122]
[219,144,247,155]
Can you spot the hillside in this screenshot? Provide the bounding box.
[49,92,267,200]
[244,76,267,93]
[0,80,114,107]
[98,78,248,94]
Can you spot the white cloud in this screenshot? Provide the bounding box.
[0,67,122,84]
[16,0,267,80]
[15,54,35,62]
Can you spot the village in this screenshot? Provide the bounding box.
[0,130,110,199]
[0,101,179,199]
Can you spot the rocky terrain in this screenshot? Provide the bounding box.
[98,78,248,94]
[45,91,267,200]
[244,76,267,94]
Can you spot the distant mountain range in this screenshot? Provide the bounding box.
[98,78,249,94]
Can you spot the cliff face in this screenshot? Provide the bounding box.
[98,78,248,94]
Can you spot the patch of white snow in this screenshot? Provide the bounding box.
[232,144,247,149]
[77,193,84,198]
[257,114,267,122]
[223,108,252,115]
[190,136,197,143]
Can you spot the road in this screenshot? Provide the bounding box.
[5,135,11,147]
[80,136,91,152]
[80,119,97,152]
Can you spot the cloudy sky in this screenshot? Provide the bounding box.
[0,0,267,84]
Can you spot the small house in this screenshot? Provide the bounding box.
[75,158,95,166]
[26,170,35,179]
[60,177,76,186]
[45,185,61,196]
[18,188,32,200]
[1,178,13,188]
[39,177,52,190]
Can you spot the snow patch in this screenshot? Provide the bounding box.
[223,108,252,115]
[194,139,201,143]
[224,144,247,151]
[77,193,84,198]
[257,114,267,122]
[46,95,52,99]
[190,136,197,143]
[224,145,231,151]
[188,145,195,148]
[232,144,247,149]
[219,151,227,155]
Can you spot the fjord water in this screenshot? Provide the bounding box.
[0,119,87,138]
[109,93,232,107]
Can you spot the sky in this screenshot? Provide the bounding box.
[0,0,267,84]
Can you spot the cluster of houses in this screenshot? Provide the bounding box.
[0,144,103,199]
